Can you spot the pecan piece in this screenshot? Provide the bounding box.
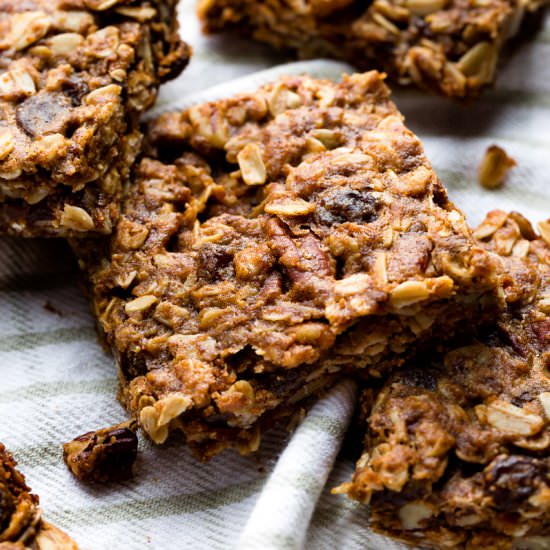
[63,420,138,482]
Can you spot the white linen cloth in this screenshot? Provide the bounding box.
[0,1,549,548]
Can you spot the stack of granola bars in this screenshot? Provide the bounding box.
[1,0,549,549]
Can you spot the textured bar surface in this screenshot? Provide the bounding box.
[198,0,544,97]
[0,0,190,237]
[74,72,498,459]
[338,211,550,549]
[0,442,78,548]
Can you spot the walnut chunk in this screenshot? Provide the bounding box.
[63,420,138,482]
[478,145,516,189]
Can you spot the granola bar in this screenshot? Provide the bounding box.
[74,71,499,460]
[337,211,550,549]
[0,0,190,237]
[198,0,544,98]
[0,442,77,549]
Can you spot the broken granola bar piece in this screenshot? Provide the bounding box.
[63,420,138,482]
[74,71,499,460]
[337,211,550,549]
[0,0,190,237]
[198,0,545,98]
[0,442,77,548]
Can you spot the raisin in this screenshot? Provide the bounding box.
[314,187,378,226]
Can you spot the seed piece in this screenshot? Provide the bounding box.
[389,280,430,308]
[115,6,157,21]
[0,130,14,161]
[405,0,447,14]
[85,0,120,10]
[477,400,544,436]
[60,205,95,231]
[268,83,302,116]
[125,295,158,314]
[34,521,78,549]
[63,420,138,482]
[48,33,84,56]
[237,143,267,185]
[478,145,516,189]
[265,197,315,217]
[457,41,498,83]
[538,220,550,247]
[140,394,192,443]
[309,129,341,149]
[539,393,550,419]
[8,11,51,51]
[398,501,435,530]
[0,68,36,98]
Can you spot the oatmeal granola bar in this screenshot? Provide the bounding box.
[0,442,77,549]
[198,0,544,98]
[74,71,498,460]
[0,0,190,237]
[337,211,550,549]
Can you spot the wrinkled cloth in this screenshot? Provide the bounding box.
[0,1,549,549]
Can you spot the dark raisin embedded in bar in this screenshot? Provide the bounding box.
[73,71,499,460]
[336,211,550,550]
[0,0,190,237]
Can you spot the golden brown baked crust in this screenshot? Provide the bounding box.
[337,211,550,550]
[198,0,545,98]
[0,443,77,549]
[73,71,499,460]
[0,0,190,237]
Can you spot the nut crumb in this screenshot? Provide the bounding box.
[63,420,138,482]
[478,145,516,189]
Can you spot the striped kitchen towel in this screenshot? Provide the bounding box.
[1,1,549,548]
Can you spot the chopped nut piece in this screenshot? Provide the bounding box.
[63,421,138,482]
[478,145,516,189]
[237,143,267,185]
